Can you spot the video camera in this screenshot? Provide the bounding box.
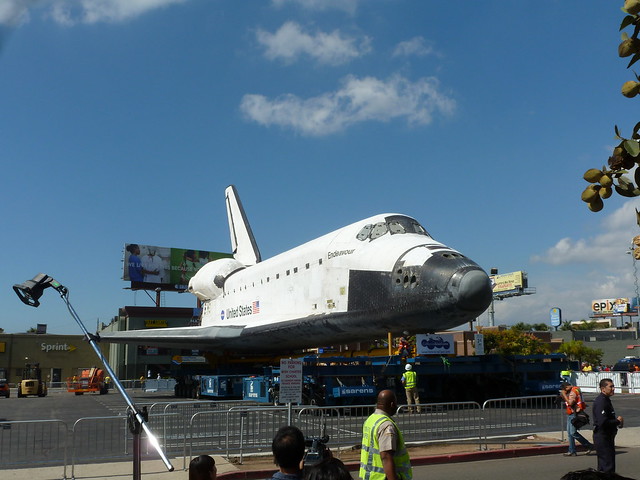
[303,422,330,468]
[303,434,330,467]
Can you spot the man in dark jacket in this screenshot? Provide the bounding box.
[592,378,624,473]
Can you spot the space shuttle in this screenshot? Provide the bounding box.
[102,185,492,352]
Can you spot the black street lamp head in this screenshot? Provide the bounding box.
[13,274,66,307]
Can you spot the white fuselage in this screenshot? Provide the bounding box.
[199,213,448,330]
[104,209,492,352]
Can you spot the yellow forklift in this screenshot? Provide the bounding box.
[17,363,48,397]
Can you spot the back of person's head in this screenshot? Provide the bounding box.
[189,455,216,480]
[272,425,306,469]
[561,469,636,480]
[304,457,352,480]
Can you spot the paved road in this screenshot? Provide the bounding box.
[413,446,640,480]
[2,388,639,479]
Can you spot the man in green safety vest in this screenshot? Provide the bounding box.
[359,390,412,480]
[401,364,420,413]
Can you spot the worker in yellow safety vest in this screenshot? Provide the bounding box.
[401,364,420,413]
[360,389,412,480]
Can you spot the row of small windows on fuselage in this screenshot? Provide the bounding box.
[229,258,323,293]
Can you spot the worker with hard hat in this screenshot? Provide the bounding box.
[401,364,420,413]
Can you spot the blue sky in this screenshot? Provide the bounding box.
[1,0,640,335]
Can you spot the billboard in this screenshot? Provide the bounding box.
[490,271,527,294]
[550,307,562,327]
[591,298,630,314]
[123,243,232,291]
[416,334,455,355]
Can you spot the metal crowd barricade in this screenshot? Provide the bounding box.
[296,406,348,455]
[70,415,129,477]
[295,404,376,456]
[481,395,562,446]
[155,399,249,417]
[0,419,68,475]
[144,411,186,455]
[571,371,640,393]
[188,407,240,458]
[0,398,574,474]
[630,372,640,393]
[143,379,177,392]
[226,406,291,459]
[395,402,484,449]
[572,372,626,393]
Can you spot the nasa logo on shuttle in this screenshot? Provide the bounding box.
[220,310,225,320]
[328,249,355,260]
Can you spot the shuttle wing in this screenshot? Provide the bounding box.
[102,325,245,350]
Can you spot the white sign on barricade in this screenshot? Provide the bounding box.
[279,358,303,404]
[573,372,640,394]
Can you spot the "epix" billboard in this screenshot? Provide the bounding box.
[591,298,630,314]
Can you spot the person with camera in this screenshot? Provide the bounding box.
[269,425,306,480]
[304,456,352,480]
[560,382,594,457]
[359,389,412,480]
[188,455,216,480]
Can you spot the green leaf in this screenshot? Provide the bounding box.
[628,52,640,69]
[615,125,622,138]
[622,31,630,41]
[622,15,636,31]
[615,184,638,197]
[624,139,640,157]
[619,175,633,187]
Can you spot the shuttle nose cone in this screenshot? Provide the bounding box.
[457,269,492,311]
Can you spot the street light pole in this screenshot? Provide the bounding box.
[12,274,174,477]
[488,268,498,327]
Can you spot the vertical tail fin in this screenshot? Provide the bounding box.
[225,185,261,266]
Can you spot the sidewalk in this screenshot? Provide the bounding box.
[4,428,640,480]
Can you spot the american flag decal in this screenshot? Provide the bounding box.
[253,301,260,314]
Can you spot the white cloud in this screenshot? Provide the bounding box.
[256,22,371,66]
[271,0,359,14]
[240,74,456,136]
[0,0,187,26]
[531,200,640,266]
[0,0,34,27]
[393,36,435,58]
[483,199,640,326]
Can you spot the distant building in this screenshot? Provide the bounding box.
[102,306,202,380]
[0,333,108,385]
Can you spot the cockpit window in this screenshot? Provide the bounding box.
[356,215,430,241]
[370,222,388,240]
[356,223,373,241]
[388,220,405,235]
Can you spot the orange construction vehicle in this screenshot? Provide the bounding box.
[67,367,108,395]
